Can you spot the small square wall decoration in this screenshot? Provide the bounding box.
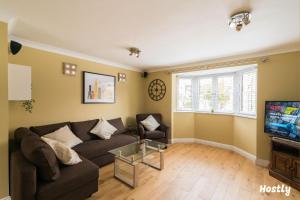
[63,62,77,76]
[118,73,126,82]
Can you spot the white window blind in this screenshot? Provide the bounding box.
[177,78,192,110]
[216,76,234,112]
[198,78,213,111]
[241,70,257,114]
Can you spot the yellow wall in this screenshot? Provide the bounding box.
[144,71,172,126]
[195,113,233,145]
[233,116,256,155]
[173,112,195,138]
[173,112,256,154]
[8,46,145,135]
[0,22,9,199]
[147,70,255,153]
[146,51,300,160]
[256,51,300,160]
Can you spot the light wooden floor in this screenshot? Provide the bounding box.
[88,143,300,200]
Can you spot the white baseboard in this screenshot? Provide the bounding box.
[0,196,11,200]
[231,146,256,162]
[255,159,270,167]
[195,138,232,151]
[172,138,195,143]
[172,137,263,164]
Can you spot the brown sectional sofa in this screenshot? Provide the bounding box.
[11,118,138,200]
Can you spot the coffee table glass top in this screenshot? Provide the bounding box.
[109,139,166,163]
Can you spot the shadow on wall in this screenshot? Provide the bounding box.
[125,117,137,126]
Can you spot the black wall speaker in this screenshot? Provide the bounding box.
[142,72,148,78]
[10,40,22,55]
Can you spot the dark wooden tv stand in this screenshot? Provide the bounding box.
[269,137,300,190]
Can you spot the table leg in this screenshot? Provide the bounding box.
[142,150,164,170]
[114,157,138,188]
[160,150,164,170]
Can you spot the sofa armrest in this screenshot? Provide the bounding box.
[14,128,37,150]
[158,123,168,132]
[11,151,37,200]
[137,123,146,139]
[159,124,170,142]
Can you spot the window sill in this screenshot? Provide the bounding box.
[174,110,257,119]
[234,113,257,119]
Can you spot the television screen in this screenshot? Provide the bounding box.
[264,101,300,141]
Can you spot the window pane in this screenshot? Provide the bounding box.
[199,78,213,111]
[217,76,234,112]
[177,78,192,110]
[241,70,257,114]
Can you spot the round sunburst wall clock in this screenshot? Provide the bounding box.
[148,79,166,101]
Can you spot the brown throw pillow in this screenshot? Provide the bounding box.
[70,119,99,141]
[21,134,60,181]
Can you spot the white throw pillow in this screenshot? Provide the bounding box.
[140,115,160,131]
[43,125,82,148]
[41,137,82,165]
[90,118,117,139]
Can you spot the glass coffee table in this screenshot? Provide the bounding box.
[109,139,166,188]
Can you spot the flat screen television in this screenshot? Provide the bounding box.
[264,101,300,141]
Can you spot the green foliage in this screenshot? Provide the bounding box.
[22,99,35,113]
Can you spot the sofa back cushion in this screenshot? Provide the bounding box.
[107,118,127,134]
[70,119,99,141]
[30,122,71,136]
[21,134,60,181]
[107,118,125,130]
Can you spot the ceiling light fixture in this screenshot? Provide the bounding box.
[129,47,141,58]
[229,11,251,31]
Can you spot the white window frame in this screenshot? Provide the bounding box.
[176,66,257,117]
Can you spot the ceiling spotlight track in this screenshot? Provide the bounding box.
[229,11,251,31]
[129,47,141,58]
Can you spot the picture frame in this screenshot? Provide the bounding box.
[83,71,116,104]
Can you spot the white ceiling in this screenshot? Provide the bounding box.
[0,0,299,71]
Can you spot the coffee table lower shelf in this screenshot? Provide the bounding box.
[113,149,164,188]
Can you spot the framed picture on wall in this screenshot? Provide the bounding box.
[83,71,116,104]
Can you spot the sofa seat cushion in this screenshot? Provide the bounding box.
[30,122,71,137]
[36,156,98,200]
[70,119,99,141]
[72,134,137,160]
[145,130,166,139]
